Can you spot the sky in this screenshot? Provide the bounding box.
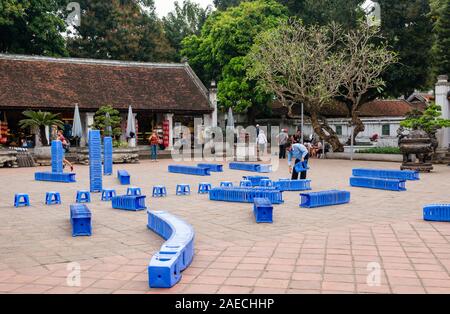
[154,0,215,17]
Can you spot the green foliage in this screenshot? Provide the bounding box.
[0,0,68,56]
[432,0,450,76]
[92,105,122,138]
[67,0,175,62]
[181,0,288,114]
[357,147,402,155]
[163,0,212,61]
[378,0,433,98]
[19,110,63,146]
[401,103,450,134]
[113,140,129,148]
[213,0,243,11]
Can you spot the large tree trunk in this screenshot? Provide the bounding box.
[39,126,49,146]
[310,112,344,152]
[347,111,365,145]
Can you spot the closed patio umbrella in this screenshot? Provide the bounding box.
[126,106,136,147]
[72,104,83,146]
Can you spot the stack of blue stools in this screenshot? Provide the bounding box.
[350,177,406,191]
[147,210,195,288]
[153,186,167,197]
[89,130,103,192]
[103,136,113,176]
[70,204,92,237]
[35,140,76,183]
[253,198,273,223]
[230,163,272,173]
[274,179,312,191]
[198,164,223,172]
[423,204,450,222]
[300,190,351,208]
[112,195,146,211]
[209,187,283,204]
[168,165,211,176]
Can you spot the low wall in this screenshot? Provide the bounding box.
[327,152,403,162]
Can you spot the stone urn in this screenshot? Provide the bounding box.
[399,128,434,172]
[33,146,52,166]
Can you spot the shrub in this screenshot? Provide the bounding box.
[356,147,402,154]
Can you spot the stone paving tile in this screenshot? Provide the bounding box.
[1,160,450,294]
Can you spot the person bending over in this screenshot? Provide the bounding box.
[287,141,310,180]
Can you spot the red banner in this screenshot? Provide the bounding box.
[163,120,170,147]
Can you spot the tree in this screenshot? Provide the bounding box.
[401,103,450,135]
[181,0,288,116]
[378,0,433,98]
[0,0,68,56]
[163,0,212,61]
[67,0,174,62]
[92,105,122,139]
[248,21,347,151]
[213,0,243,11]
[19,111,63,147]
[432,0,450,76]
[337,23,397,143]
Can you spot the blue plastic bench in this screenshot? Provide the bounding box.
[35,172,76,183]
[112,195,146,211]
[424,204,450,222]
[253,198,273,223]
[70,204,92,237]
[353,168,419,181]
[117,170,131,185]
[147,210,195,288]
[197,163,224,172]
[168,165,211,176]
[300,190,351,208]
[350,177,407,191]
[209,187,284,204]
[274,179,312,191]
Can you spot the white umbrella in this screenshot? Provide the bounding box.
[126,106,136,147]
[72,104,83,145]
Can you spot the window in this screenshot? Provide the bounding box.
[382,124,390,136]
[335,125,343,136]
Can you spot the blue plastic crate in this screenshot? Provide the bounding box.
[103,137,113,176]
[274,179,312,191]
[197,163,224,172]
[230,163,272,173]
[300,190,351,208]
[112,195,146,211]
[70,204,92,237]
[350,177,407,191]
[147,210,195,288]
[424,204,450,222]
[209,187,283,204]
[168,165,211,176]
[35,172,76,183]
[353,168,419,181]
[253,198,273,223]
[117,170,131,185]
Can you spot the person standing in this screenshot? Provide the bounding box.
[277,129,289,159]
[293,130,302,144]
[287,141,310,180]
[148,131,159,162]
[57,130,74,172]
[257,129,268,161]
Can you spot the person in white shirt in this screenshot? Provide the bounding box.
[287,141,310,179]
[257,130,268,161]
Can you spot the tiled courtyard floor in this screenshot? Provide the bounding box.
[0,158,450,294]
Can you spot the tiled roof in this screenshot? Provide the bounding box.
[0,54,212,113]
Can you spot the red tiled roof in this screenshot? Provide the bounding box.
[0,54,212,113]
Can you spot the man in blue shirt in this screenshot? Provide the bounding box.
[287,142,310,180]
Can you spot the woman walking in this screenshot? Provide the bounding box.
[57,130,74,172]
[148,131,159,162]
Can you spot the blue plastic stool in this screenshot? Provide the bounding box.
[14,194,30,207]
[260,179,273,187]
[76,190,91,203]
[152,186,167,198]
[176,184,191,196]
[198,183,212,194]
[240,180,252,187]
[221,181,233,188]
[127,187,142,196]
[45,192,61,205]
[101,189,116,201]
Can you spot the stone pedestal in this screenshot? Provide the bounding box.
[0,149,18,168]
[76,147,139,165]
